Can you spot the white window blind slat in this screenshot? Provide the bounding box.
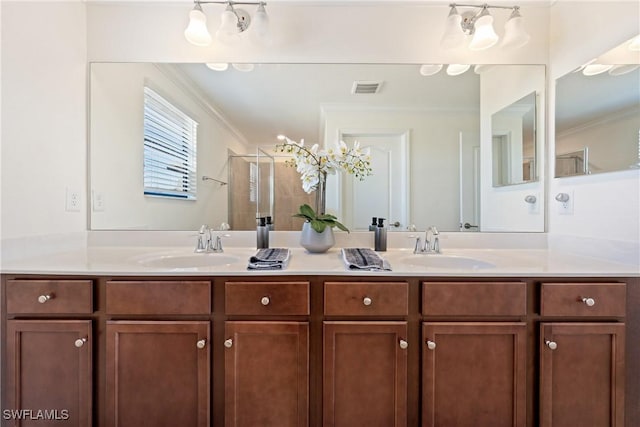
[143,86,198,200]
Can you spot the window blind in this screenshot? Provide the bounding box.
[143,86,198,200]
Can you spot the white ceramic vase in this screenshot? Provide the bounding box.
[300,221,335,253]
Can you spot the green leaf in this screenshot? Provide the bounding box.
[299,204,316,218]
[310,219,327,233]
[333,220,350,233]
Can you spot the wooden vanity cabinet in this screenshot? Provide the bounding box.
[4,279,93,427]
[104,280,211,427]
[421,281,528,427]
[224,281,310,427]
[539,282,626,427]
[323,281,409,427]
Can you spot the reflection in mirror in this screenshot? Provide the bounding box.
[491,92,537,186]
[90,63,544,232]
[555,34,640,177]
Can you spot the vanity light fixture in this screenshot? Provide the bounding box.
[184,1,269,47]
[629,35,640,51]
[446,64,471,76]
[441,3,530,51]
[205,63,256,72]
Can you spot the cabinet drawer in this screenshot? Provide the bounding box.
[106,281,211,315]
[6,279,93,314]
[540,282,626,317]
[324,282,408,316]
[225,282,309,316]
[422,282,526,316]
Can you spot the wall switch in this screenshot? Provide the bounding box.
[92,191,105,212]
[556,190,574,215]
[65,188,81,212]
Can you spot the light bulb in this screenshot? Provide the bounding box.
[446,64,471,76]
[440,6,466,49]
[419,64,443,76]
[184,5,212,47]
[206,63,229,71]
[250,3,270,44]
[469,9,498,51]
[216,5,241,45]
[501,8,530,50]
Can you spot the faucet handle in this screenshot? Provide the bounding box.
[195,224,209,253]
[432,236,440,253]
[414,237,423,254]
[212,235,224,253]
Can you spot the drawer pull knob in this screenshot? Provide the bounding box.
[399,339,409,349]
[224,339,233,348]
[74,338,87,348]
[426,340,437,350]
[545,340,558,350]
[581,297,596,307]
[197,339,206,349]
[363,297,373,306]
[38,294,52,304]
[261,296,270,306]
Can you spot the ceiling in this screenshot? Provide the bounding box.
[174,63,480,146]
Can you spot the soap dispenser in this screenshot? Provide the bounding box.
[368,217,378,231]
[374,218,387,252]
[256,217,269,249]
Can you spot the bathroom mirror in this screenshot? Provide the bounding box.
[491,91,537,187]
[555,34,640,177]
[90,62,545,232]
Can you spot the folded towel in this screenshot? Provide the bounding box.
[248,248,291,270]
[341,248,392,271]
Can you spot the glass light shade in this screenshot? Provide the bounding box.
[184,8,212,47]
[446,64,471,76]
[629,35,640,51]
[216,8,241,45]
[473,64,494,74]
[440,8,466,49]
[608,64,639,76]
[206,63,229,71]
[501,15,530,49]
[251,4,270,42]
[232,63,255,72]
[419,64,443,76]
[582,63,614,76]
[469,13,499,51]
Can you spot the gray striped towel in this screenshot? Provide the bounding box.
[341,248,392,271]
[248,248,291,270]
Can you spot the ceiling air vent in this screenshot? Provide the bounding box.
[351,80,383,94]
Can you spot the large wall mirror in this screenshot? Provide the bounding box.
[90,63,545,232]
[492,91,537,186]
[555,34,640,177]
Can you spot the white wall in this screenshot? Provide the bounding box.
[549,1,640,243]
[1,2,87,240]
[480,65,546,232]
[90,63,248,230]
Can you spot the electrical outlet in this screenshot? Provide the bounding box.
[556,190,574,215]
[65,188,81,212]
[92,191,105,212]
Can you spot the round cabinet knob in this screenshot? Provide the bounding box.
[399,339,409,350]
[426,340,437,350]
[196,339,206,349]
[582,297,596,307]
[363,297,373,306]
[545,340,558,350]
[74,338,87,348]
[38,294,52,304]
[261,296,270,306]
[224,339,233,348]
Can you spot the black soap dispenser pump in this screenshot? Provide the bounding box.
[374,218,387,252]
[368,217,378,232]
[257,217,269,249]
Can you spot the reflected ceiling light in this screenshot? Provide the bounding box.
[582,63,614,76]
[441,3,529,51]
[473,64,494,74]
[232,63,255,72]
[446,64,471,76]
[206,63,229,71]
[608,64,639,76]
[184,1,269,47]
[419,64,444,76]
[629,35,640,51]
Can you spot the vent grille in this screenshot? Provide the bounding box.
[351,81,383,94]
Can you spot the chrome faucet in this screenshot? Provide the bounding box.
[195,224,224,253]
[413,226,441,254]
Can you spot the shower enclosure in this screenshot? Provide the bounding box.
[228,149,274,230]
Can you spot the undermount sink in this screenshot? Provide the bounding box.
[136,252,240,269]
[401,254,495,270]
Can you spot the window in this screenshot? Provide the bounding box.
[143,86,198,200]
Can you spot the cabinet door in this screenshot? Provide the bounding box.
[6,320,92,427]
[540,322,625,427]
[224,321,309,427]
[323,321,408,427]
[422,322,527,427]
[106,321,210,427]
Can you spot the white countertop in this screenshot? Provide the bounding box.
[1,242,638,277]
